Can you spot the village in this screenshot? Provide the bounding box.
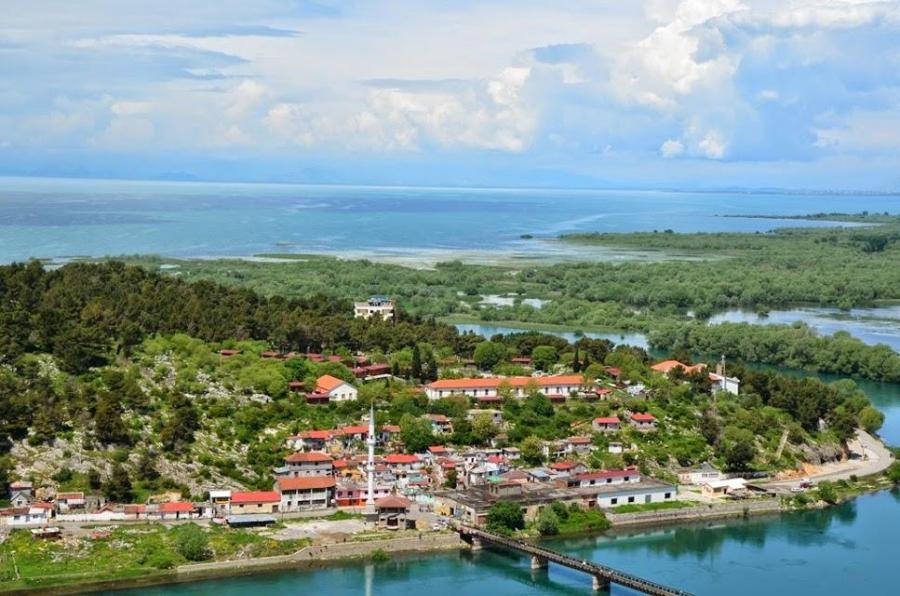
[0,296,884,552]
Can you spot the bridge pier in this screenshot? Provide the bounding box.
[470,536,483,552]
[530,555,548,570]
[592,575,610,591]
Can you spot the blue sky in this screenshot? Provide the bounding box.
[2,0,900,189]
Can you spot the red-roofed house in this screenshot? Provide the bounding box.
[276,476,336,511]
[426,414,453,434]
[383,453,422,475]
[229,491,281,515]
[375,495,412,529]
[284,452,334,477]
[335,482,391,506]
[286,430,334,452]
[592,416,621,432]
[549,461,588,476]
[425,375,586,400]
[566,435,593,455]
[379,424,401,445]
[314,375,358,402]
[651,360,706,376]
[156,501,197,520]
[630,412,657,431]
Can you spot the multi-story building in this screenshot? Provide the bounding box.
[354,296,395,321]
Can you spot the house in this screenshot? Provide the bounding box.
[209,490,231,516]
[354,296,395,321]
[594,480,676,508]
[276,476,336,511]
[425,375,586,400]
[229,491,281,515]
[549,461,588,477]
[566,436,594,455]
[28,502,54,523]
[427,414,453,434]
[284,452,334,477]
[630,412,657,431]
[314,375,358,402]
[383,454,421,476]
[156,501,197,520]
[501,446,520,460]
[567,469,641,489]
[54,492,85,513]
[588,387,613,400]
[334,482,392,507]
[701,478,747,497]
[709,361,741,395]
[375,495,412,529]
[592,416,621,432]
[379,424,402,446]
[287,430,334,452]
[604,366,622,380]
[352,363,392,379]
[336,425,369,445]
[651,360,707,376]
[678,462,724,486]
[467,409,503,426]
[8,481,33,508]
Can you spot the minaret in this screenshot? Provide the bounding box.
[365,401,376,515]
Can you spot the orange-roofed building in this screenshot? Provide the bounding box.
[284,451,334,478]
[229,491,281,515]
[276,476,336,511]
[425,375,586,400]
[650,360,706,376]
[313,375,358,402]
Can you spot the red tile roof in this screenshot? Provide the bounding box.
[337,425,369,436]
[428,375,584,390]
[277,477,336,491]
[231,491,280,504]
[159,501,195,513]
[593,416,620,424]
[316,374,349,392]
[383,454,419,464]
[651,360,706,375]
[550,461,583,470]
[285,452,333,463]
[375,495,412,509]
[631,412,656,422]
[298,430,333,440]
[382,424,401,433]
[567,435,592,444]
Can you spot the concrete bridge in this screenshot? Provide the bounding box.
[456,525,693,595]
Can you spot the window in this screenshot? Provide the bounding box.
[664,492,672,499]
[611,498,618,505]
[627,496,635,503]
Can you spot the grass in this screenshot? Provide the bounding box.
[610,500,696,514]
[556,509,612,535]
[0,523,310,592]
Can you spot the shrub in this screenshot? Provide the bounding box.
[175,524,211,561]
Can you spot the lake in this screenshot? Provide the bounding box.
[455,323,650,349]
[2,177,899,264]
[709,306,900,352]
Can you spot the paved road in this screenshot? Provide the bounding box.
[763,430,894,489]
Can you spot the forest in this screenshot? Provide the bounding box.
[116,218,900,381]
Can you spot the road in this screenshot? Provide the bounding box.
[762,430,894,489]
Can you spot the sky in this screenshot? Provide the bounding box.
[2,0,900,190]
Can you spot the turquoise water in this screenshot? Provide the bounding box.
[114,491,900,596]
[2,177,898,263]
[455,323,650,350]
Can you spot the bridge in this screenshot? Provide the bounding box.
[456,525,693,595]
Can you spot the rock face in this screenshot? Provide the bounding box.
[800,443,844,465]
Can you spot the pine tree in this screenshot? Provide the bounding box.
[411,345,422,380]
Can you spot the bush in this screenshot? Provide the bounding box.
[175,524,211,561]
[537,508,559,536]
[486,502,525,534]
[816,481,838,505]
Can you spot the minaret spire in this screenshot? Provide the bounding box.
[365,400,376,513]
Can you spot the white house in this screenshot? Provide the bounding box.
[678,462,724,485]
[568,469,641,489]
[354,296,395,321]
[277,476,336,511]
[425,375,586,400]
[594,480,677,508]
[314,375,358,401]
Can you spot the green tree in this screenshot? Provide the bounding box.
[473,341,507,370]
[399,414,435,454]
[722,427,756,471]
[175,524,211,561]
[537,507,559,535]
[94,392,131,445]
[520,435,545,466]
[103,463,133,503]
[411,345,423,380]
[531,345,559,371]
[857,406,884,434]
[444,468,458,488]
[816,481,838,504]
[486,501,524,534]
[470,413,498,445]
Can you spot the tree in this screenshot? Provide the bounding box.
[470,413,498,445]
[87,468,102,490]
[426,359,438,382]
[473,341,507,370]
[176,524,211,561]
[137,451,160,482]
[94,392,130,445]
[444,469,458,488]
[486,501,524,534]
[103,463,133,503]
[722,427,756,471]
[857,406,884,434]
[886,461,900,485]
[411,345,422,380]
[520,436,545,466]
[829,407,857,447]
[816,481,838,504]
[537,507,560,535]
[531,345,559,371]
[399,414,435,454]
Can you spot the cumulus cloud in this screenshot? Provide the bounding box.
[660,138,685,157]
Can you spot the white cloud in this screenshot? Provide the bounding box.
[660,138,685,157]
[698,130,728,158]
